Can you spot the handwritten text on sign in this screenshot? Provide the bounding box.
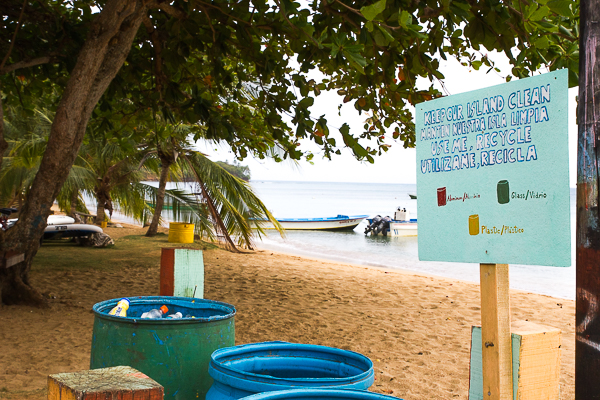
[416,70,570,267]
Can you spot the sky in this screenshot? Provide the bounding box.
[195,56,579,187]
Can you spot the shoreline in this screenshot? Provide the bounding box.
[107,217,567,302]
[254,241,575,301]
[255,244,572,302]
[50,207,576,302]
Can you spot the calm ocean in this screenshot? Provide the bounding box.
[250,181,576,301]
[107,180,575,300]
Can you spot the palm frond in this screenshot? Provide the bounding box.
[180,151,283,250]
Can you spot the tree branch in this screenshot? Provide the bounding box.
[197,3,217,43]
[273,0,319,47]
[194,0,253,25]
[0,56,53,75]
[156,2,187,19]
[143,15,166,100]
[0,0,27,72]
[333,0,363,18]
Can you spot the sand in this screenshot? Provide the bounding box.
[0,224,575,399]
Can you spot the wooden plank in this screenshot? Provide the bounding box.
[47,366,163,400]
[577,0,600,398]
[160,248,204,298]
[480,263,512,400]
[159,248,176,296]
[512,321,561,400]
[469,321,561,400]
[173,248,204,298]
[2,251,24,268]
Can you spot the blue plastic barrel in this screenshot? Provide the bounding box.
[241,389,403,400]
[206,342,375,400]
[90,296,236,400]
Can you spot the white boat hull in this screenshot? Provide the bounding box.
[43,224,103,240]
[388,221,418,236]
[47,215,75,225]
[256,215,367,231]
[7,215,75,228]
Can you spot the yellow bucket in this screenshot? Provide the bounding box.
[100,221,108,229]
[168,222,195,243]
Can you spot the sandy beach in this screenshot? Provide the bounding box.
[0,224,575,400]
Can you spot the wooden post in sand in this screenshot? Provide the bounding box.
[48,366,163,400]
[479,263,512,400]
[160,248,204,298]
[576,0,600,398]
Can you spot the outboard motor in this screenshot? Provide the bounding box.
[375,216,392,236]
[365,215,382,235]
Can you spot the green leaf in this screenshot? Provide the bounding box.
[339,123,350,136]
[398,10,412,28]
[298,97,315,109]
[343,51,367,74]
[378,25,395,44]
[534,36,549,49]
[532,20,558,31]
[360,0,386,21]
[373,30,388,47]
[529,6,550,21]
[558,25,575,38]
[547,0,573,17]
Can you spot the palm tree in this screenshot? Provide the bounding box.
[2,104,283,251]
[0,106,52,211]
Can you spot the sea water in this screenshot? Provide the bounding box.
[250,181,576,300]
[106,180,576,300]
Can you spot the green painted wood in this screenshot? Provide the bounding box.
[469,326,520,400]
[174,248,204,298]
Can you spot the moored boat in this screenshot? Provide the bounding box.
[365,208,417,237]
[7,214,76,229]
[42,223,103,241]
[256,215,368,231]
[388,220,418,236]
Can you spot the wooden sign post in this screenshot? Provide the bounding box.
[415,71,570,400]
[480,264,512,400]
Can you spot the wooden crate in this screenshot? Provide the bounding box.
[160,248,204,298]
[469,320,561,400]
[48,366,163,400]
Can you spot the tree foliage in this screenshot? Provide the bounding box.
[1,0,579,164]
[0,0,580,306]
[215,161,251,182]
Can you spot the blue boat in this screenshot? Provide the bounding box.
[256,215,368,231]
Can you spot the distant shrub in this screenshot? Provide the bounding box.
[216,161,251,182]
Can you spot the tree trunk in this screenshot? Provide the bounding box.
[0,92,7,169]
[146,159,172,237]
[96,197,106,225]
[0,249,45,306]
[576,0,600,398]
[69,190,82,223]
[0,0,153,306]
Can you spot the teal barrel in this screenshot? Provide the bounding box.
[241,390,403,400]
[90,296,236,400]
[207,342,374,400]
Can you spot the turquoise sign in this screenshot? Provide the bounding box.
[416,70,570,267]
